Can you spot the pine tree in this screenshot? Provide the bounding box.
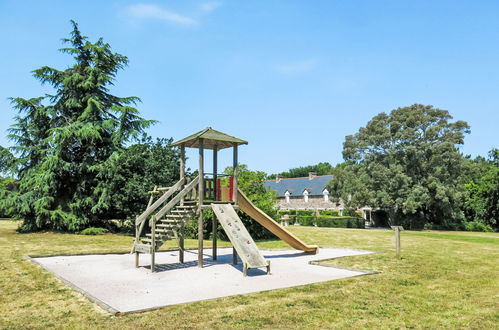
[4,21,154,231]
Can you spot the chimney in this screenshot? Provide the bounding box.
[276,175,281,183]
[309,172,317,180]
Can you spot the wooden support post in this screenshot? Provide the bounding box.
[180,146,185,205]
[180,146,185,180]
[212,146,218,260]
[133,184,157,260]
[213,146,218,200]
[198,139,204,268]
[233,144,238,204]
[135,215,140,268]
[232,247,238,265]
[243,262,248,277]
[179,220,185,263]
[391,226,404,257]
[212,213,217,261]
[151,216,156,272]
[147,186,157,209]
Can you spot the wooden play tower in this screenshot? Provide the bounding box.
[132,127,248,271]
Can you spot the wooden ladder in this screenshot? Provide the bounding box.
[132,175,199,272]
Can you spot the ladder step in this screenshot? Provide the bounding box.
[156,223,180,231]
[142,237,170,244]
[176,205,197,209]
[160,219,183,223]
[171,211,194,215]
[167,214,190,218]
[146,231,174,237]
[165,216,192,221]
[155,227,175,232]
[134,243,153,253]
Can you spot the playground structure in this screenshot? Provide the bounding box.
[131,127,318,274]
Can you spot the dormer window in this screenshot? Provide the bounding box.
[284,190,290,203]
[322,188,329,202]
[303,189,309,203]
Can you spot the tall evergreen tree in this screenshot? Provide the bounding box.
[3,21,154,231]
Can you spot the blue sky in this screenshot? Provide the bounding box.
[1,1,498,174]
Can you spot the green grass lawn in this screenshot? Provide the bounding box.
[0,220,497,329]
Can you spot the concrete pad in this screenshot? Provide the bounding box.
[32,248,375,314]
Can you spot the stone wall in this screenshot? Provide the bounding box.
[278,196,343,210]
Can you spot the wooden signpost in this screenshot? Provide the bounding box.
[390,226,404,257]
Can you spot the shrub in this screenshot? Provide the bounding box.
[278,210,296,216]
[297,216,316,226]
[465,221,494,232]
[80,227,109,235]
[296,210,314,216]
[341,209,355,216]
[320,210,339,217]
[316,217,365,229]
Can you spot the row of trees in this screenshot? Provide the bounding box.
[0,22,179,232]
[322,105,496,231]
[270,105,497,231]
[0,22,278,236]
[1,23,496,234]
[267,162,334,179]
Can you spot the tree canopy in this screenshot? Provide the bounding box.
[1,21,154,231]
[101,135,181,223]
[224,164,278,239]
[329,104,470,229]
[462,149,499,231]
[269,162,334,179]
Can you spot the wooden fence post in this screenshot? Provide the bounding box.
[391,226,404,257]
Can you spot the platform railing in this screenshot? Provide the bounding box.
[202,173,233,202]
[132,175,200,253]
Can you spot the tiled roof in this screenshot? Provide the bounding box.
[172,127,248,150]
[263,175,333,197]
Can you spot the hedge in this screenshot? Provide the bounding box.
[297,216,365,228]
[278,210,296,217]
[296,216,315,226]
[320,210,339,217]
[80,227,109,235]
[296,210,314,216]
[316,216,364,228]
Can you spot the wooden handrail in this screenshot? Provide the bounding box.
[132,178,185,253]
[132,175,200,254]
[154,175,200,220]
[135,178,185,226]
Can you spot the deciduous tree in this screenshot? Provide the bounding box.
[269,162,334,179]
[463,149,499,230]
[329,104,470,229]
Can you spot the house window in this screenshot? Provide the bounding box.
[303,190,309,203]
[322,188,329,202]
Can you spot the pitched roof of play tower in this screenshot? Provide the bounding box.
[171,127,248,150]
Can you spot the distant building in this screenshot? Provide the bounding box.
[263,173,343,211]
[263,172,372,222]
